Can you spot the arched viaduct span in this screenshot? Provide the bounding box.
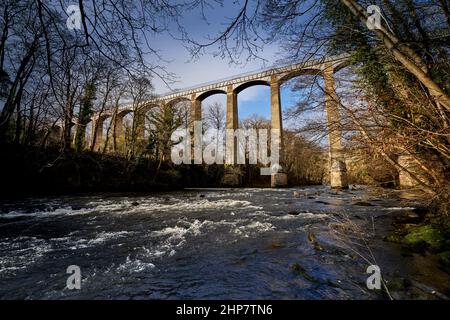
[87,54,350,189]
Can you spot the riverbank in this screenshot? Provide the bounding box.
[304,187,450,299]
[0,144,224,198]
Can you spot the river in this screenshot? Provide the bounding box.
[0,186,448,299]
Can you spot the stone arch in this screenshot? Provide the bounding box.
[195,90,227,162]
[235,82,271,125]
[234,80,270,94]
[137,103,161,139]
[278,69,324,131]
[277,64,349,189]
[278,68,322,87]
[85,55,349,188]
[117,108,133,118]
[96,113,113,126]
[166,96,190,108]
[332,60,351,73]
[225,79,272,170]
[192,89,227,127]
[139,103,161,115]
[161,96,191,131]
[174,99,192,130]
[84,120,93,149]
[113,109,135,153]
[197,89,227,101]
[92,113,113,151]
[73,119,94,150]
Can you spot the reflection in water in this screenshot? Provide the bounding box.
[0,187,448,299]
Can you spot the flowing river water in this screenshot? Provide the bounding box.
[0,186,449,299]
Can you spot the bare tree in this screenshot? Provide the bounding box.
[205,102,225,132]
[124,75,154,158]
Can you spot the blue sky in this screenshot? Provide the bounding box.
[146,1,303,126]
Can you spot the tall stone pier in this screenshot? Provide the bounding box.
[323,65,348,189]
[270,75,288,188]
[84,55,351,189]
[222,84,241,186]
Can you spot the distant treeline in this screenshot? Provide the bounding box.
[0,143,226,198]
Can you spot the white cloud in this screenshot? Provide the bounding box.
[238,86,269,102]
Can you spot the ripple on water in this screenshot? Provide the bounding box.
[0,187,435,299]
[0,236,52,276]
[126,198,264,214]
[117,256,156,273]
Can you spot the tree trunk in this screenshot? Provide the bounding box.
[0,42,37,137]
[438,0,450,29]
[340,0,450,112]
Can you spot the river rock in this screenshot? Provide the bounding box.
[353,201,374,207]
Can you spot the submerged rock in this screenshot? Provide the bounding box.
[386,224,449,255]
[307,228,323,251]
[353,201,374,207]
[288,210,311,216]
[266,241,285,250]
[403,225,446,251]
[385,233,404,244]
[291,263,319,283]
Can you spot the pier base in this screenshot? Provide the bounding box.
[397,155,430,189]
[330,159,348,189]
[222,167,241,187]
[271,172,288,188]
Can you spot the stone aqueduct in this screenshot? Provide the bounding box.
[79,55,350,189]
